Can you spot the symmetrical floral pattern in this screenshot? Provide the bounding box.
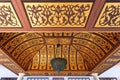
[0,3,21,27]
[24,3,92,27]
[96,3,120,27]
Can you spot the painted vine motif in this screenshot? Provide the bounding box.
[99,4,120,26]
[0,5,18,26]
[25,3,92,27]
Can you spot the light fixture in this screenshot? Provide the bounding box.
[50,42,67,74]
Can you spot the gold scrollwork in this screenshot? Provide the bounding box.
[0,3,21,27]
[96,3,120,27]
[106,58,120,62]
[24,2,92,27]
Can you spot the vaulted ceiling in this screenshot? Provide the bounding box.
[0,0,120,76]
[0,32,120,76]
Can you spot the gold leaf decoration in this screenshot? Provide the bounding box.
[24,2,92,27]
[0,3,21,27]
[95,3,120,27]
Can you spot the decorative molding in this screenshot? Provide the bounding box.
[91,47,120,74]
[26,71,89,76]
[22,0,95,2]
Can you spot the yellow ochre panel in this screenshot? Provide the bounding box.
[24,2,93,27]
[95,3,120,27]
[0,2,21,27]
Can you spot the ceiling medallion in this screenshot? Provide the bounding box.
[50,43,67,74]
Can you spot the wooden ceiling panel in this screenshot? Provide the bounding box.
[0,0,119,31]
[0,2,22,28]
[23,2,93,28]
[95,2,120,27]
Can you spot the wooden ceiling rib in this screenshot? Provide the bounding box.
[11,0,30,30]
[85,0,105,29]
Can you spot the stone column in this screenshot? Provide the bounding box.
[17,73,25,80]
[91,73,100,80]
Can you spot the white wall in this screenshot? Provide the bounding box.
[1,63,120,80]
[0,64,18,79]
[99,62,120,80]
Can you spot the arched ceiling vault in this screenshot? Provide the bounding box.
[0,32,120,76]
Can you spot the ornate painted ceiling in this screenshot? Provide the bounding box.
[0,0,120,76]
[0,32,120,76]
[0,0,120,31]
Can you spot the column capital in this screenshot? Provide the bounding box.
[91,73,99,80]
[91,73,99,76]
[18,73,25,76]
[17,73,25,80]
